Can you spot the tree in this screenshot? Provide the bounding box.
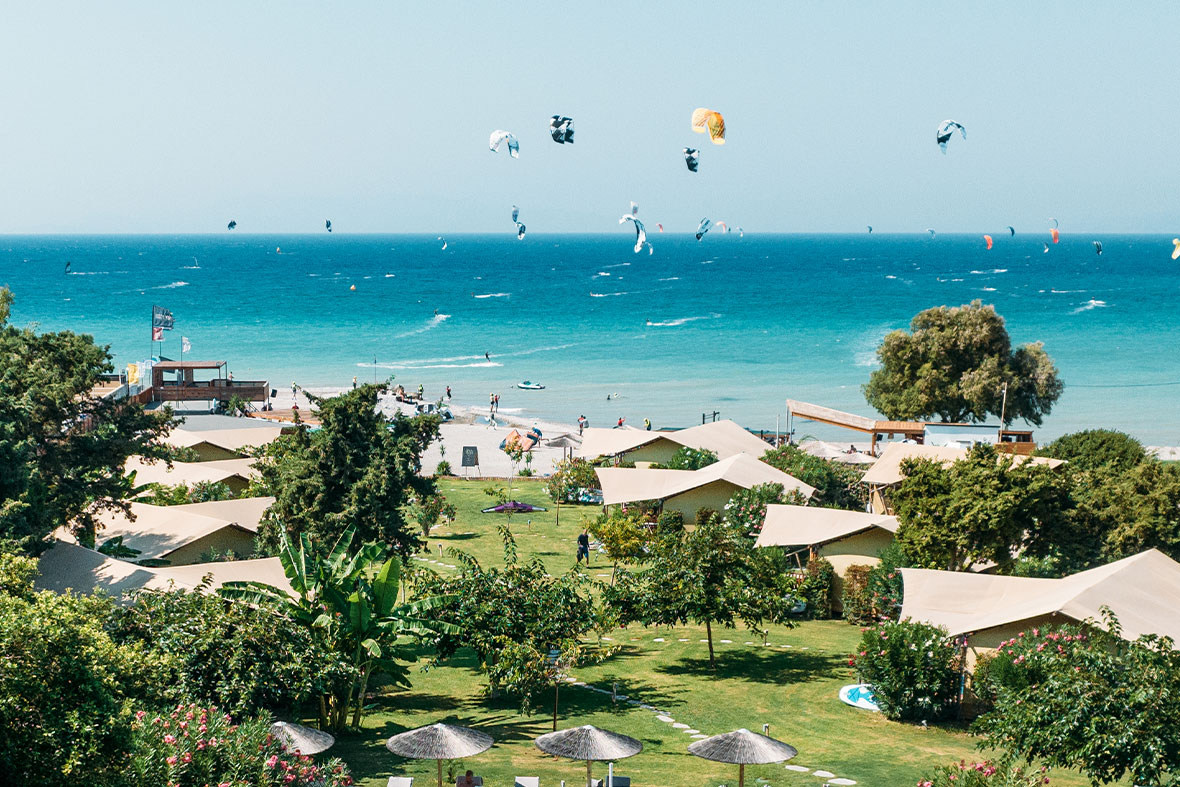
[863,300,1062,425]
[1087,460,1180,562]
[220,526,456,732]
[137,480,234,506]
[545,457,600,503]
[415,527,602,711]
[891,444,1072,572]
[0,287,175,549]
[974,613,1180,787]
[761,444,865,510]
[851,619,961,721]
[1036,428,1149,473]
[655,446,718,470]
[614,514,799,671]
[253,384,441,555]
[588,508,649,581]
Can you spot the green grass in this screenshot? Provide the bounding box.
[330,480,1095,787]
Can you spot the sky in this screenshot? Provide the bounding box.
[2,2,1178,234]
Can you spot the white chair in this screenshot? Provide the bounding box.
[515,778,540,787]
[388,778,413,787]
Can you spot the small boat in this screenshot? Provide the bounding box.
[838,683,880,712]
[517,381,545,390]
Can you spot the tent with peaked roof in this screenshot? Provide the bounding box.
[900,549,1180,668]
[595,454,814,523]
[126,456,258,495]
[579,420,772,464]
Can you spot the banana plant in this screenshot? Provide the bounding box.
[220,526,458,731]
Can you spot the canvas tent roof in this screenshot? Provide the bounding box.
[861,442,1064,486]
[34,539,292,599]
[579,419,771,460]
[756,505,899,548]
[596,453,815,506]
[126,456,258,487]
[900,549,1180,643]
[165,425,286,453]
[74,498,273,561]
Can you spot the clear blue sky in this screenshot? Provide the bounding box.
[2,2,1177,233]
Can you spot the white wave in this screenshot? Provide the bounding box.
[970,269,1009,275]
[395,314,451,338]
[658,277,680,281]
[590,291,629,298]
[1050,289,1084,294]
[1072,299,1108,314]
[384,274,396,278]
[473,292,510,299]
[153,281,189,289]
[980,287,997,292]
[66,271,109,276]
[373,343,576,369]
[381,361,502,370]
[884,275,897,280]
[603,262,631,269]
[594,272,611,277]
[646,313,721,327]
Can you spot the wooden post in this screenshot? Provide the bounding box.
[437,758,443,787]
[586,759,592,787]
[739,762,745,787]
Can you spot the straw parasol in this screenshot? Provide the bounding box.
[386,722,494,787]
[535,724,643,787]
[687,728,797,787]
[269,721,335,755]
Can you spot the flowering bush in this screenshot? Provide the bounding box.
[723,483,792,535]
[404,492,457,538]
[129,703,353,787]
[917,755,1049,786]
[972,625,1090,709]
[544,457,600,503]
[851,620,961,721]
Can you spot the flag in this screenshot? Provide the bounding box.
[182,336,191,353]
[127,363,139,385]
[152,305,174,330]
[152,326,163,341]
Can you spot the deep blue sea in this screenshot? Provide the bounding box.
[2,234,1178,443]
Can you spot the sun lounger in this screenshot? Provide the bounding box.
[388,778,413,787]
[515,778,539,787]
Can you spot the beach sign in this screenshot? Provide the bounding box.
[461,446,479,473]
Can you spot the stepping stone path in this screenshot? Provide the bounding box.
[656,715,675,723]
[684,729,700,735]
[720,639,732,644]
[828,780,857,785]
[672,722,689,729]
[784,765,810,773]
[653,638,665,642]
[812,771,835,779]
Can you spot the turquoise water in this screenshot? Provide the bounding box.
[2,234,1178,442]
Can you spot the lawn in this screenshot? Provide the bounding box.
[330,479,1095,787]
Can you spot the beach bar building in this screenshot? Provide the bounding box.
[579,419,773,466]
[150,360,270,408]
[900,549,1180,670]
[595,453,815,523]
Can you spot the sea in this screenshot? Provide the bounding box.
[2,233,1178,444]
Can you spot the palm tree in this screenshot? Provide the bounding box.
[220,526,458,731]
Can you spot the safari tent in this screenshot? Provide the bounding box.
[579,419,772,465]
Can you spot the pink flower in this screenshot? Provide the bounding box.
[182,752,192,764]
[135,710,146,720]
[166,756,177,766]
[164,734,176,745]
[266,755,279,768]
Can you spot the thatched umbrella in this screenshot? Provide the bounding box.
[535,724,643,787]
[386,723,494,787]
[269,721,335,755]
[687,728,797,787]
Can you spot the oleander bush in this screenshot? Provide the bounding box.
[851,620,961,722]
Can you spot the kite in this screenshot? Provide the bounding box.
[325,220,332,233]
[1008,226,1015,236]
[512,205,526,240]
[691,108,726,144]
[936,120,966,153]
[227,220,237,230]
[683,147,700,172]
[984,235,993,250]
[716,221,729,234]
[695,218,712,241]
[927,228,937,238]
[1043,243,1050,254]
[656,223,664,233]
[737,227,744,237]
[489,130,520,158]
[439,236,448,250]
[620,214,649,254]
[867,225,873,234]
[64,261,71,274]
[1050,228,1060,244]
[1173,239,1180,260]
[549,116,575,144]
[1093,241,1103,256]
[1049,218,1059,229]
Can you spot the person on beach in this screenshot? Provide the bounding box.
[490,392,495,409]
[485,351,490,361]
[446,385,452,400]
[577,414,586,435]
[291,381,297,397]
[487,408,498,430]
[576,528,591,565]
[494,393,500,410]
[227,372,233,386]
[643,417,651,431]
[616,416,625,428]
[417,383,424,400]
[352,376,357,390]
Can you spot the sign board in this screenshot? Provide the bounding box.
[461,446,479,467]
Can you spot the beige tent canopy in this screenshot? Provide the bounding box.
[862,443,1064,487]
[34,539,292,599]
[579,420,772,463]
[165,424,286,460]
[66,497,274,565]
[900,549,1180,647]
[596,453,814,522]
[126,456,258,495]
[755,505,898,549]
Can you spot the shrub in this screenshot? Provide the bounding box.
[435,460,452,476]
[761,443,867,509]
[723,483,788,535]
[403,492,457,539]
[128,703,353,787]
[1037,428,1148,473]
[694,507,718,525]
[656,447,718,471]
[917,755,1050,787]
[800,558,835,619]
[851,620,961,721]
[841,564,875,623]
[518,467,534,477]
[545,458,600,503]
[655,510,684,536]
[139,481,234,506]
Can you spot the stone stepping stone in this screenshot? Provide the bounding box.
[596,574,611,578]
[678,638,689,642]
[690,734,708,739]
[699,639,709,643]
[656,715,675,723]
[601,636,613,641]
[615,695,628,701]
[800,647,809,650]
[745,641,754,645]
[812,771,835,779]
[828,779,856,785]
[784,765,810,773]
[672,722,689,729]
[638,704,656,710]
[684,729,700,735]
[720,639,732,643]
[653,638,665,642]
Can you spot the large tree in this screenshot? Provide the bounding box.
[0,288,174,549]
[863,300,1062,425]
[254,384,440,554]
